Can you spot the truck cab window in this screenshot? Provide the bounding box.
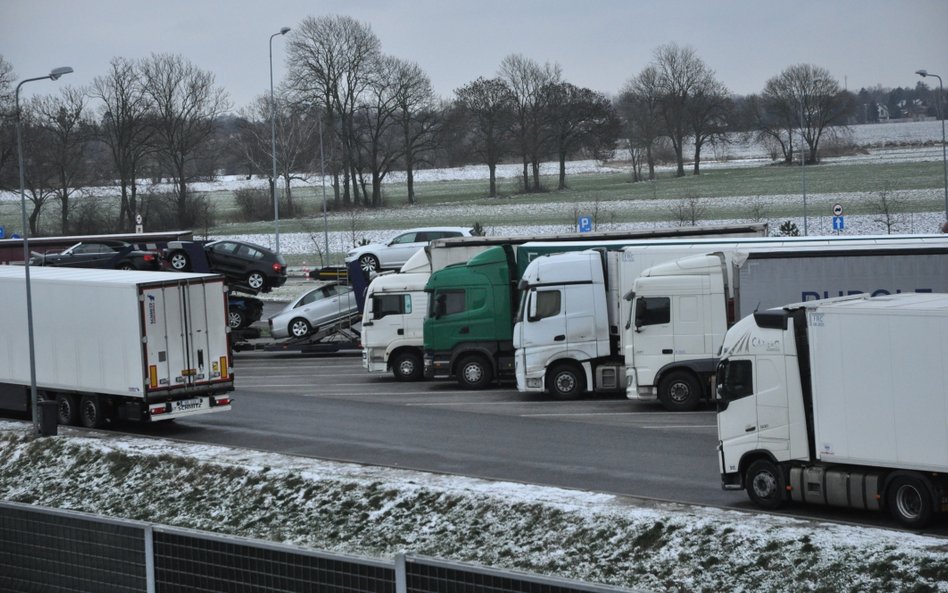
[717,359,754,402]
[430,289,465,318]
[530,290,561,321]
[634,297,670,327]
[373,294,410,319]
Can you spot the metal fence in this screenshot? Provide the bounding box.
[0,502,643,593]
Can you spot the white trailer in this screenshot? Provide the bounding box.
[514,237,948,409]
[0,267,234,427]
[715,293,948,528]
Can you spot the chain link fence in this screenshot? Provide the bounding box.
[0,502,645,593]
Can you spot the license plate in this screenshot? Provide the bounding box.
[172,398,206,412]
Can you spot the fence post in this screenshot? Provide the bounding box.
[394,552,407,593]
[144,524,156,593]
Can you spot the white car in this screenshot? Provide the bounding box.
[346,227,473,273]
[268,283,359,339]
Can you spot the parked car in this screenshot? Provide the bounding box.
[163,240,287,293]
[268,283,359,339]
[227,294,264,329]
[30,241,161,271]
[346,227,473,273]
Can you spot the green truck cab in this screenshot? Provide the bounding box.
[423,246,518,389]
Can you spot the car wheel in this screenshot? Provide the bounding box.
[169,250,190,271]
[887,475,934,528]
[288,317,312,338]
[658,370,703,412]
[745,459,787,510]
[456,355,492,390]
[56,393,80,426]
[391,350,424,381]
[359,254,380,274]
[228,307,244,329]
[117,262,135,271]
[247,271,267,291]
[79,395,108,429]
[546,363,585,400]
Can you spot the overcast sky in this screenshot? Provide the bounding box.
[4,0,948,112]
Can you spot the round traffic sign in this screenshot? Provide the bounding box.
[833,204,843,216]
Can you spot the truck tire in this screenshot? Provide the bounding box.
[247,271,267,291]
[391,350,423,381]
[79,395,108,429]
[168,250,190,271]
[289,318,312,338]
[456,355,492,390]
[658,371,702,412]
[887,475,934,528]
[745,459,787,510]
[56,393,79,426]
[547,363,585,400]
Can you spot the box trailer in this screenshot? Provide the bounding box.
[0,266,234,427]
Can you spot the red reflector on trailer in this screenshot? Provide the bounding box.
[150,405,168,415]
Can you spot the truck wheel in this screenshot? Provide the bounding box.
[456,355,492,390]
[547,364,585,400]
[887,475,934,528]
[228,307,245,329]
[56,394,79,426]
[289,318,312,338]
[359,254,380,274]
[169,250,190,271]
[391,350,423,381]
[659,371,702,412]
[247,271,266,291]
[745,459,787,510]
[79,395,108,429]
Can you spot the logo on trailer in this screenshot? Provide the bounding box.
[147,294,157,325]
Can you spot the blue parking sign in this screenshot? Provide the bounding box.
[0,226,4,239]
[578,216,592,233]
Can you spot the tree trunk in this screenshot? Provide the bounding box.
[521,158,529,192]
[558,151,567,190]
[489,163,497,197]
[406,162,415,206]
[692,142,702,175]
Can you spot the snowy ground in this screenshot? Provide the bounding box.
[0,421,945,593]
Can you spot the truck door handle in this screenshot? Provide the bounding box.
[662,349,673,354]
[459,326,469,334]
[745,425,756,433]
[554,335,565,342]
[397,329,404,335]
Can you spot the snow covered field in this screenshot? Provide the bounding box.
[0,422,945,593]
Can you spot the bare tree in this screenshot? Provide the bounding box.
[286,15,382,209]
[651,43,709,177]
[668,195,706,226]
[391,60,437,205]
[141,53,229,227]
[238,91,320,217]
[688,75,731,175]
[762,64,854,164]
[353,55,404,207]
[617,66,663,181]
[872,188,903,234]
[13,99,57,234]
[32,86,92,233]
[499,54,561,192]
[90,57,154,231]
[546,82,620,189]
[454,77,515,197]
[0,54,17,188]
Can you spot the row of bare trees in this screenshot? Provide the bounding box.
[3,14,917,237]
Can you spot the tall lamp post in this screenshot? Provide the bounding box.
[916,70,948,224]
[270,26,291,254]
[15,66,74,436]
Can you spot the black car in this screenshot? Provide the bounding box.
[227,294,264,329]
[164,239,287,293]
[30,241,161,271]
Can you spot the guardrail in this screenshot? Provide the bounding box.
[0,502,645,593]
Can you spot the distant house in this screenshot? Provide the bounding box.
[877,104,890,121]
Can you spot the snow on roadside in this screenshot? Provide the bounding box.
[0,421,945,593]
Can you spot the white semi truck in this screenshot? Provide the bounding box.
[514,237,948,410]
[0,266,234,428]
[361,225,768,381]
[715,293,948,528]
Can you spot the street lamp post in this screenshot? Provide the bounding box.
[916,70,948,224]
[14,66,74,436]
[270,26,291,254]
